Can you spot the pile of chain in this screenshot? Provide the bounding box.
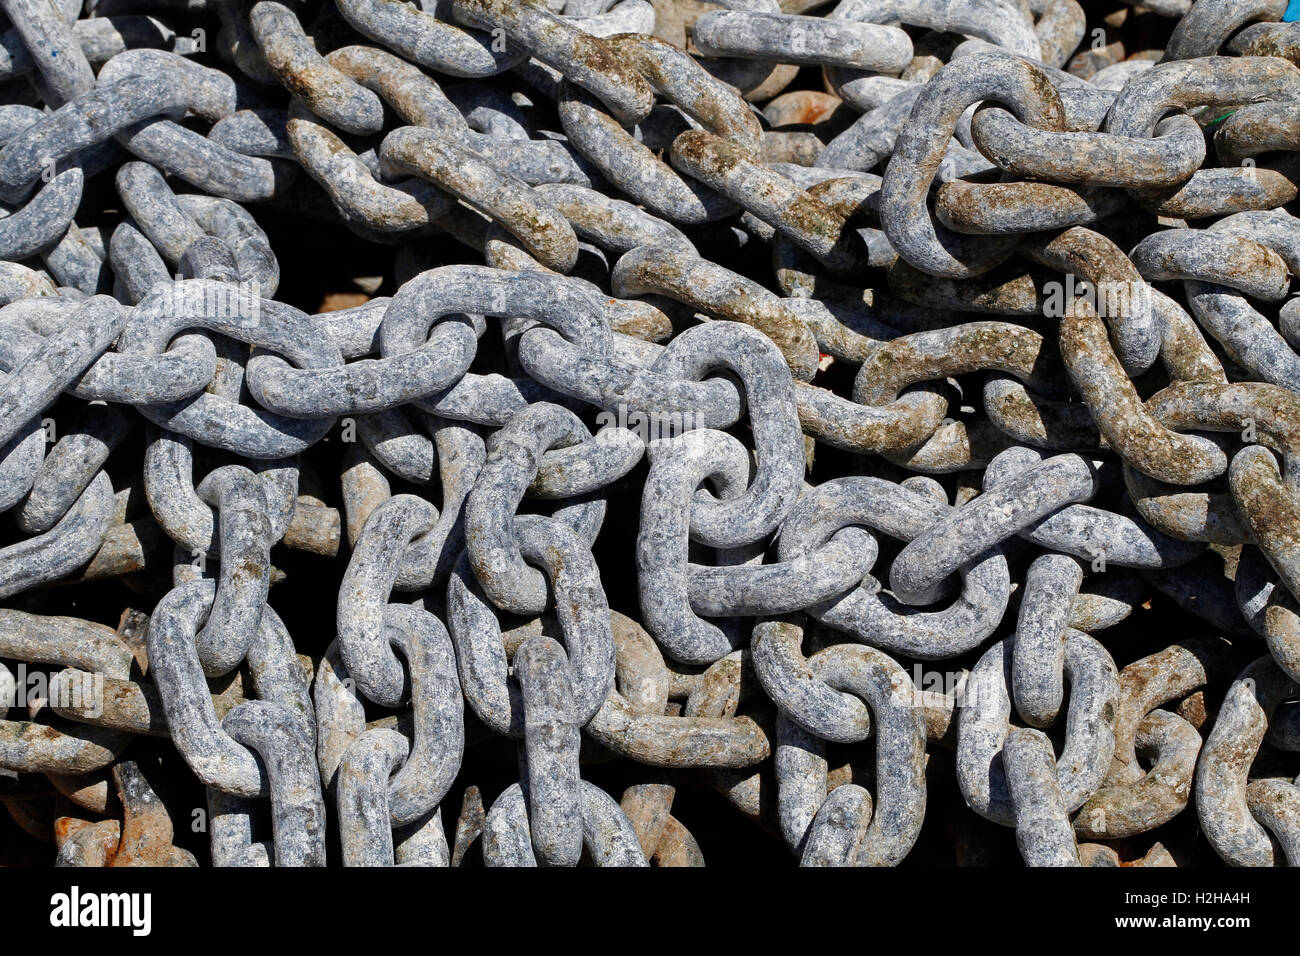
[0,0,1298,868]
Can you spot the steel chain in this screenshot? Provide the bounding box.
[0,0,1297,869]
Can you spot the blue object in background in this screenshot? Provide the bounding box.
[1287,0,1300,22]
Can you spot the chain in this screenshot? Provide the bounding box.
[0,0,1298,869]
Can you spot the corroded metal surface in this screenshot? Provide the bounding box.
[0,0,1296,870]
